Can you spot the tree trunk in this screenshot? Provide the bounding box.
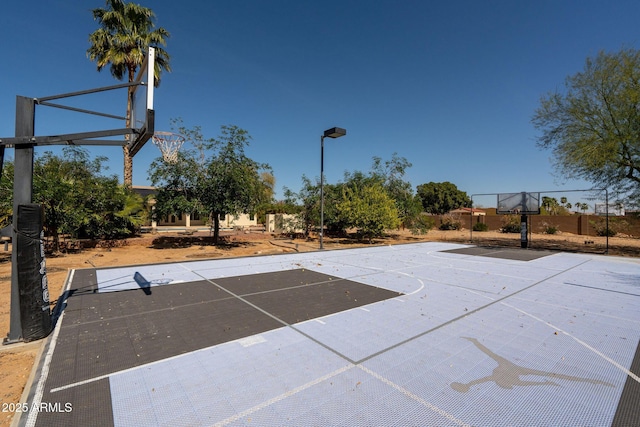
[123,145,133,187]
[124,74,135,188]
[212,214,220,245]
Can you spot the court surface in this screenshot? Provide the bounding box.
[19,242,640,426]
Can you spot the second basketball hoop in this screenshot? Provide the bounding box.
[152,131,185,163]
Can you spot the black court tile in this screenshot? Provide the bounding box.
[243,279,397,324]
[36,268,401,427]
[441,246,556,261]
[612,337,640,427]
[36,378,113,427]
[48,286,278,389]
[213,269,399,324]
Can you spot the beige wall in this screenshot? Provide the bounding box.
[266,214,303,234]
[157,213,257,229]
[436,213,640,236]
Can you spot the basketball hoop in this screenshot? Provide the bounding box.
[152,131,185,163]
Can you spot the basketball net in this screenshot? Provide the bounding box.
[152,131,185,163]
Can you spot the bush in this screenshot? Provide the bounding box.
[472,222,489,232]
[540,221,559,235]
[590,217,628,237]
[545,225,558,234]
[408,214,435,235]
[439,213,462,230]
[500,215,521,233]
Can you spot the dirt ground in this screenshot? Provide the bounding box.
[0,228,638,426]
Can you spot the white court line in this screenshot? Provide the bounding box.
[211,365,355,426]
[464,271,640,384]
[26,270,74,427]
[502,301,640,384]
[397,271,425,296]
[510,294,640,325]
[357,365,472,427]
[210,362,471,427]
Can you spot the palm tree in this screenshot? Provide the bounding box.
[87,0,171,187]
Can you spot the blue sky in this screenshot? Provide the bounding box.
[2,1,639,206]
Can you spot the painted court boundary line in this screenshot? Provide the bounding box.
[25,270,74,427]
[502,301,640,384]
[210,364,471,427]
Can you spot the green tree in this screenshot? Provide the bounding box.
[148,123,204,227]
[416,182,471,215]
[532,48,640,204]
[200,126,272,242]
[88,0,171,186]
[33,150,87,249]
[35,148,146,244]
[578,202,590,214]
[149,124,271,244]
[370,153,423,232]
[284,176,321,237]
[288,153,423,237]
[541,196,561,215]
[1,148,145,251]
[0,161,14,229]
[335,183,400,242]
[78,178,146,239]
[541,196,572,215]
[0,147,146,251]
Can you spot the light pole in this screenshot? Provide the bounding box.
[320,127,346,249]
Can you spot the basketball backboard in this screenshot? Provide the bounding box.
[497,192,540,214]
[128,46,155,156]
[0,46,156,151]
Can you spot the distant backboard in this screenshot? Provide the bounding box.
[128,46,155,157]
[497,192,540,215]
[595,203,624,216]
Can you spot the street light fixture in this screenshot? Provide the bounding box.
[320,127,346,249]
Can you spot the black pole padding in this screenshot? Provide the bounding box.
[16,204,52,341]
[520,214,528,249]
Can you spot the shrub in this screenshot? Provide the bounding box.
[590,217,628,237]
[540,221,559,235]
[408,214,435,235]
[545,225,558,234]
[500,215,521,233]
[472,222,489,232]
[439,213,462,230]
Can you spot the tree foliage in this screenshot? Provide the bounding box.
[87,0,171,186]
[532,48,640,204]
[0,147,146,251]
[288,176,324,237]
[0,162,14,230]
[416,181,471,215]
[540,196,573,215]
[201,126,272,241]
[286,153,424,238]
[148,122,206,224]
[149,123,271,243]
[370,153,424,231]
[335,183,400,242]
